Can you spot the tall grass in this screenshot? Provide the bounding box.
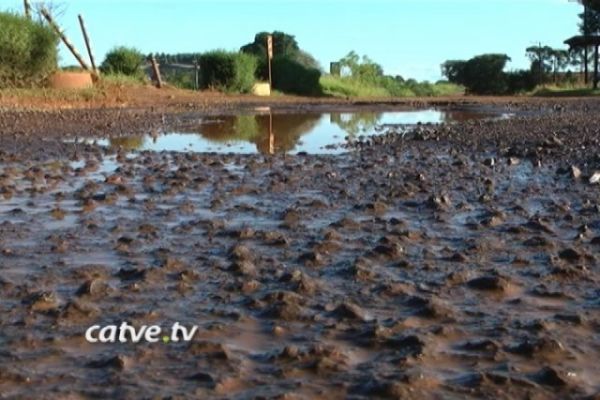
[320,76,390,97]
[320,75,463,98]
[99,73,147,87]
[532,85,600,97]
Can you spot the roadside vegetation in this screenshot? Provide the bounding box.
[198,50,257,93]
[3,1,599,100]
[0,11,58,88]
[100,46,145,78]
[322,51,463,97]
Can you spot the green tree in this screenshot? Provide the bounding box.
[441,60,467,84]
[526,45,554,84]
[241,31,300,59]
[442,54,511,94]
[338,51,384,82]
[240,31,320,80]
[100,46,145,76]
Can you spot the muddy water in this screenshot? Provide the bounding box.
[85,107,512,155]
[1,105,599,399]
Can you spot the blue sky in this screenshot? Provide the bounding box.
[5,0,582,81]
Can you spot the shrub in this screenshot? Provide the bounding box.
[506,70,536,93]
[100,46,145,77]
[0,12,58,88]
[164,69,195,90]
[442,54,511,95]
[199,50,257,93]
[272,56,321,95]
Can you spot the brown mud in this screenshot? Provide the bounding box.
[0,98,599,399]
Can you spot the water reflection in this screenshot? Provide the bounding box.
[107,108,511,155]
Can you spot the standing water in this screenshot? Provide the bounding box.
[89,108,512,155]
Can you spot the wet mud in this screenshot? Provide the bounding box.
[0,100,599,399]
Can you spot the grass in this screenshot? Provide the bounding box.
[532,84,600,97]
[98,73,147,87]
[319,75,464,98]
[0,86,98,102]
[320,75,391,98]
[0,72,148,106]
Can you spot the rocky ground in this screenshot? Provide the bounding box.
[0,99,599,399]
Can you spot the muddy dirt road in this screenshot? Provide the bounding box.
[0,99,599,399]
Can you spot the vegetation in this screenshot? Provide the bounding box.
[272,56,321,95]
[241,31,322,95]
[241,31,320,74]
[99,72,146,86]
[321,75,462,98]
[322,51,463,98]
[100,46,145,77]
[442,54,538,95]
[0,11,58,88]
[198,50,257,93]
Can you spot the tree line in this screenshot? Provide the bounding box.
[442,2,600,94]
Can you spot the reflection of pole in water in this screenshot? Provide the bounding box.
[269,112,275,155]
[330,113,342,124]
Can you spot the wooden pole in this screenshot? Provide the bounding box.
[23,0,31,19]
[267,35,273,94]
[78,15,98,74]
[40,8,91,72]
[150,56,163,89]
[269,112,274,155]
[194,60,199,91]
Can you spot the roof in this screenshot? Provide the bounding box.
[565,35,600,48]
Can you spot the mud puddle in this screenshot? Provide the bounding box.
[77,107,513,155]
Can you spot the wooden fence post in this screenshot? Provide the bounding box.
[40,8,92,74]
[23,0,31,19]
[150,56,163,88]
[194,60,200,91]
[78,14,98,75]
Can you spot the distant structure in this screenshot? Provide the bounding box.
[330,62,341,77]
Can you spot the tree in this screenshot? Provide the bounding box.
[577,0,600,12]
[241,31,300,59]
[526,45,554,84]
[240,31,320,80]
[550,49,570,82]
[579,7,600,34]
[100,46,145,76]
[441,54,511,94]
[441,60,467,84]
[338,51,384,82]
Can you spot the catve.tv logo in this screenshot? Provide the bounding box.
[85,322,198,343]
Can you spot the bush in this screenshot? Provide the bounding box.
[199,50,257,93]
[0,12,58,88]
[442,54,511,95]
[506,70,536,93]
[272,56,321,95]
[100,46,145,77]
[163,69,195,90]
